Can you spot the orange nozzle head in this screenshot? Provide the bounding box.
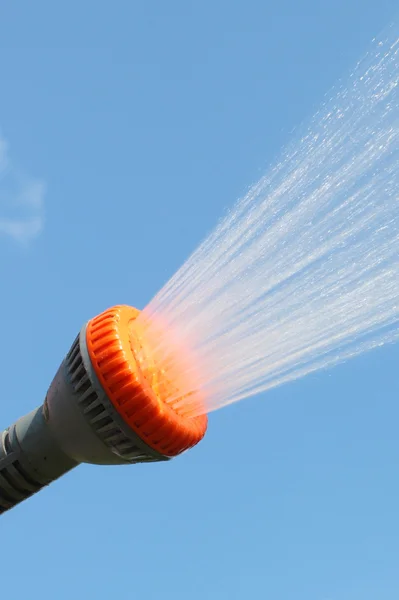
[85,305,208,457]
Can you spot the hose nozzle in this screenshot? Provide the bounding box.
[0,305,208,515]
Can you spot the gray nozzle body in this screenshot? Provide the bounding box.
[0,407,77,514]
[0,326,169,515]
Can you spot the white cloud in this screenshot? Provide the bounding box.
[0,132,46,244]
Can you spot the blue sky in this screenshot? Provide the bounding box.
[1,2,399,599]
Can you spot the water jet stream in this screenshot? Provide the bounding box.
[136,28,399,417]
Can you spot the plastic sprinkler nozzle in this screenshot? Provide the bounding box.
[0,306,208,515]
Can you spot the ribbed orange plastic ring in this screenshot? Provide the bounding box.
[86,305,208,457]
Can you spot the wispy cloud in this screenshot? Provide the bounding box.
[0,132,46,244]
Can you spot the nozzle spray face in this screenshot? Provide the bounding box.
[86,305,208,457]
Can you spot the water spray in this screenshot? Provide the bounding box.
[139,29,399,414]
[1,29,399,515]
